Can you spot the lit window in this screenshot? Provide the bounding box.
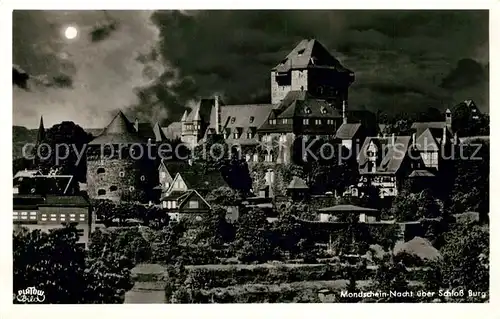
[304,107,311,114]
[283,119,288,124]
[162,201,167,209]
[315,119,322,125]
[321,107,328,114]
[140,175,146,181]
[172,201,177,209]
[70,214,76,217]
[303,119,309,125]
[129,186,135,191]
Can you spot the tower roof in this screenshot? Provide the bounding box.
[272,39,351,73]
[181,110,188,122]
[89,111,145,145]
[36,115,45,143]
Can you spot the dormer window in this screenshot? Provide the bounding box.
[297,48,305,56]
[231,117,236,124]
[304,107,311,114]
[321,107,328,114]
[249,116,255,123]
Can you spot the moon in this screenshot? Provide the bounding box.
[64,26,78,40]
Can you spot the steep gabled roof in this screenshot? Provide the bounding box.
[152,122,167,142]
[205,103,274,145]
[186,98,215,123]
[358,136,412,175]
[272,39,351,73]
[411,121,452,138]
[89,111,145,145]
[177,189,211,212]
[180,169,228,192]
[409,170,435,178]
[158,160,191,177]
[136,122,156,141]
[336,123,362,140]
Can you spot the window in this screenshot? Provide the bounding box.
[97,189,106,196]
[282,119,288,124]
[321,107,328,114]
[140,175,146,181]
[231,117,236,124]
[162,201,167,209]
[119,171,125,177]
[303,119,309,125]
[315,119,322,125]
[233,132,240,139]
[304,107,311,114]
[160,172,167,179]
[172,201,177,209]
[189,200,199,209]
[129,186,135,192]
[253,154,259,162]
[249,116,255,123]
[97,167,105,174]
[297,48,305,56]
[109,185,117,192]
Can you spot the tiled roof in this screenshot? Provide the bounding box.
[40,195,89,207]
[411,122,452,139]
[159,160,191,177]
[287,176,309,190]
[161,191,186,201]
[206,103,274,144]
[162,122,182,141]
[89,111,145,145]
[358,136,412,175]
[336,123,361,140]
[181,169,228,191]
[136,122,156,141]
[272,39,352,74]
[408,170,435,178]
[85,128,105,137]
[13,195,45,210]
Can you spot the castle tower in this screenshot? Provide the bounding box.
[445,108,452,128]
[86,111,153,202]
[270,39,355,109]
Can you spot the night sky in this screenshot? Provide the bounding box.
[13,10,489,129]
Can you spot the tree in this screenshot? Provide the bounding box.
[195,204,235,247]
[232,208,280,263]
[438,223,489,302]
[192,134,230,172]
[391,189,442,221]
[151,220,186,263]
[206,186,242,206]
[36,121,93,182]
[13,225,134,303]
[368,254,412,302]
[449,141,489,218]
[91,199,115,226]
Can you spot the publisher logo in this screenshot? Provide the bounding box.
[13,287,45,303]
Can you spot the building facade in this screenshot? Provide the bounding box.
[13,195,94,248]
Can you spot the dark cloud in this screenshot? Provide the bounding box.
[440,58,487,89]
[131,9,488,122]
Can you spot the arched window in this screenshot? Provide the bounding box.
[97,189,106,196]
[129,186,135,191]
[97,167,105,174]
[140,175,146,182]
[119,171,125,177]
[109,185,117,192]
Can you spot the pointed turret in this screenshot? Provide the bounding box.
[192,105,201,122]
[36,115,45,143]
[181,110,188,122]
[89,110,144,145]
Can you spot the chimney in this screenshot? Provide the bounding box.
[442,126,447,145]
[391,133,395,145]
[215,95,220,134]
[342,100,347,124]
[134,118,139,132]
[445,108,452,128]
